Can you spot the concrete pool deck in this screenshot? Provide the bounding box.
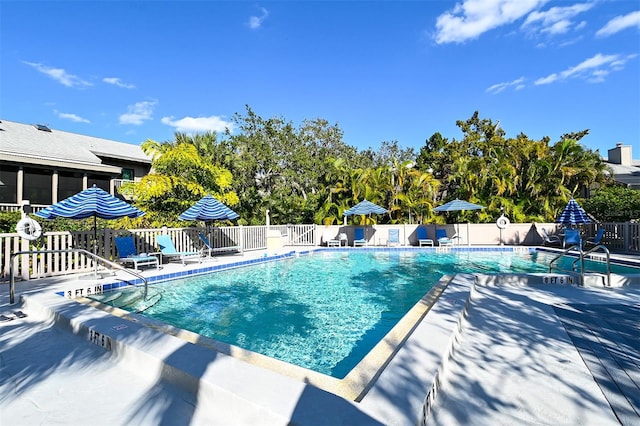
[1,247,639,425]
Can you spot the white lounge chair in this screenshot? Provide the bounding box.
[540,228,561,246]
[114,236,159,270]
[436,229,454,247]
[416,227,434,246]
[156,235,202,265]
[199,232,241,256]
[322,229,340,247]
[353,228,367,247]
[388,228,400,246]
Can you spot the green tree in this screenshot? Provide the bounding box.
[120,135,238,227]
[419,111,609,223]
[582,186,640,222]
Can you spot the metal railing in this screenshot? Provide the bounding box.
[0,203,48,213]
[9,248,148,304]
[575,244,611,287]
[548,244,612,287]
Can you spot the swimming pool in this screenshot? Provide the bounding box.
[100,248,639,380]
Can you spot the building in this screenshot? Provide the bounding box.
[0,119,152,211]
[605,144,640,190]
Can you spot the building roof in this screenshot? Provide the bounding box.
[0,119,152,174]
[606,163,640,189]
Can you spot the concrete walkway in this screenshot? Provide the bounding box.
[427,278,640,425]
[1,249,639,425]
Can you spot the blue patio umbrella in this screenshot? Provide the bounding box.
[433,199,485,213]
[343,199,388,226]
[555,198,592,225]
[35,184,145,275]
[36,185,145,221]
[178,195,239,221]
[343,199,388,238]
[433,199,485,245]
[343,199,388,217]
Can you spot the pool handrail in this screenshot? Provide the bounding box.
[573,244,611,287]
[9,248,149,304]
[548,244,611,287]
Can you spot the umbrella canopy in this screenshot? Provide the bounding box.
[343,200,388,216]
[555,198,592,225]
[35,185,145,276]
[178,195,239,221]
[433,199,485,212]
[433,199,485,246]
[35,185,145,220]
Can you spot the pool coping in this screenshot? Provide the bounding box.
[73,250,454,401]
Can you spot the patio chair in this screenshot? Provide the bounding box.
[436,229,454,247]
[563,228,582,249]
[540,228,562,247]
[353,228,367,247]
[321,229,340,247]
[114,236,159,270]
[198,232,241,256]
[416,227,434,246]
[584,228,605,248]
[156,235,202,265]
[387,228,400,246]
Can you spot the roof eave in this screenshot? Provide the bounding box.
[0,152,123,174]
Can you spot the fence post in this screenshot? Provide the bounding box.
[624,222,630,252]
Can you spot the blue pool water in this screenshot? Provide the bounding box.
[120,250,637,378]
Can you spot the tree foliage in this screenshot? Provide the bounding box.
[113,108,615,227]
[120,133,238,227]
[582,186,640,222]
[414,111,609,223]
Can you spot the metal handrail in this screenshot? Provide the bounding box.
[548,244,612,287]
[9,248,148,304]
[549,245,584,283]
[573,244,611,287]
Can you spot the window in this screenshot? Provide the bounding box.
[87,175,110,193]
[24,168,52,204]
[0,166,18,203]
[121,168,134,181]
[58,172,83,200]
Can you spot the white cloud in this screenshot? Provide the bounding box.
[535,73,559,85]
[588,69,609,83]
[23,61,92,88]
[55,111,90,123]
[486,76,526,94]
[596,10,640,37]
[534,53,636,85]
[103,77,135,89]
[119,100,157,125]
[522,2,594,35]
[434,0,549,44]
[248,7,269,30]
[541,19,571,35]
[161,115,234,133]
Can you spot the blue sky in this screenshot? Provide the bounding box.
[2,1,639,157]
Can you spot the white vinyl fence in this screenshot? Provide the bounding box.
[1,225,316,281]
[2,222,638,281]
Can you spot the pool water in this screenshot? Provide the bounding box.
[120,250,636,378]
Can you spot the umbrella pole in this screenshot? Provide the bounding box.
[94,216,98,277]
[93,216,100,277]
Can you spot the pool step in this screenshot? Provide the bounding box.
[87,289,146,309]
[476,273,640,287]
